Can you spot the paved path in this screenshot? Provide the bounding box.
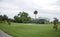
[0,30,12,37]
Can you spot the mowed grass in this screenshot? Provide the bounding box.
[0,23,60,37]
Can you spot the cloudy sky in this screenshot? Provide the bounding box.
[0,0,60,21]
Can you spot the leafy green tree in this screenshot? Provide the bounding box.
[3,15,11,25]
[27,17,31,23]
[3,15,8,20]
[14,16,21,23]
[0,15,3,23]
[20,12,28,23]
[14,11,31,23]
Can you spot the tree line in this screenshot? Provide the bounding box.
[0,10,49,24]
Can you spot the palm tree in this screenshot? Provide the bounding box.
[34,10,38,19]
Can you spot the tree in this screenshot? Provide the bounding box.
[3,15,11,25]
[7,19,11,25]
[34,10,38,19]
[27,17,31,23]
[20,12,28,23]
[34,10,38,23]
[3,15,8,20]
[0,15,3,23]
[14,11,31,23]
[14,16,21,23]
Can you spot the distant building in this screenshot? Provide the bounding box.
[36,17,50,24]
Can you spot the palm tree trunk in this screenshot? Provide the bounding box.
[35,14,37,23]
[35,14,36,19]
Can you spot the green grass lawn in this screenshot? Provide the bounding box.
[0,23,60,37]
